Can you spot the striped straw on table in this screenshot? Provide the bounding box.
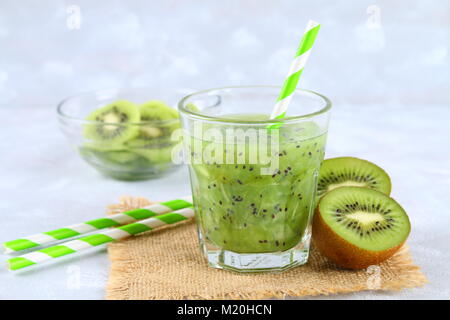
[2,196,192,254]
[270,20,321,120]
[7,207,195,271]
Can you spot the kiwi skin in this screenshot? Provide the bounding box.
[312,189,410,270]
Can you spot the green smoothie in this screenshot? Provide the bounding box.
[188,114,327,253]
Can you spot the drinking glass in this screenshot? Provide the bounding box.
[179,86,331,272]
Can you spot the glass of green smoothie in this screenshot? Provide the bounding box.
[178,86,331,272]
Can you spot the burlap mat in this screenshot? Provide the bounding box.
[105,196,427,300]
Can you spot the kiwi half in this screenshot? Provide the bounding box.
[312,186,410,269]
[84,100,140,149]
[317,157,391,198]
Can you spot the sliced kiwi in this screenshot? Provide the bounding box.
[101,150,140,164]
[125,100,179,148]
[143,100,179,118]
[79,147,139,165]
[317,157,391,198]
[84,100,140,149]
[79,99,181,180]
[133,145,174,164]
[313,186,410,269]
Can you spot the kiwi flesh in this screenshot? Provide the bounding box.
[312,186,410,269]
[123,101,179,165]
[317,157,391,198]
[126,100,179,147]
[84,100,140,150]
[99,150,140,164]
[133,144,174,165]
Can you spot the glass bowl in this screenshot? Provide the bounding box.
[57,87,189,180]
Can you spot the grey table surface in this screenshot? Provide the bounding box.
[1,0,449,300]
[0,103,449,300]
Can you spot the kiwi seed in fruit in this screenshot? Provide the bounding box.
[312,186,410,270]
[317,157,391,198]
[84,100,140,148]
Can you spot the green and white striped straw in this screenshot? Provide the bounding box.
[2,196,192,254]
[270,20,321,119]
[7,207,195,271]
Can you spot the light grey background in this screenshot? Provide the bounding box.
[0,0,449,300]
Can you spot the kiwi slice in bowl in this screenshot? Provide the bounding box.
[126,100,180,147]
[312,186,410,269]
[99,150,141,164]
[317,157,391,198]
[125,100,180,167]
[134,144,174,164]
[77,98,181,180]
[83,100,140,150]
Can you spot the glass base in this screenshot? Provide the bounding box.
[204,248,309,273]
[199,230,312,273]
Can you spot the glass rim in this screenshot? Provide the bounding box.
[56,87,181,125]
[178,85,332,124]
